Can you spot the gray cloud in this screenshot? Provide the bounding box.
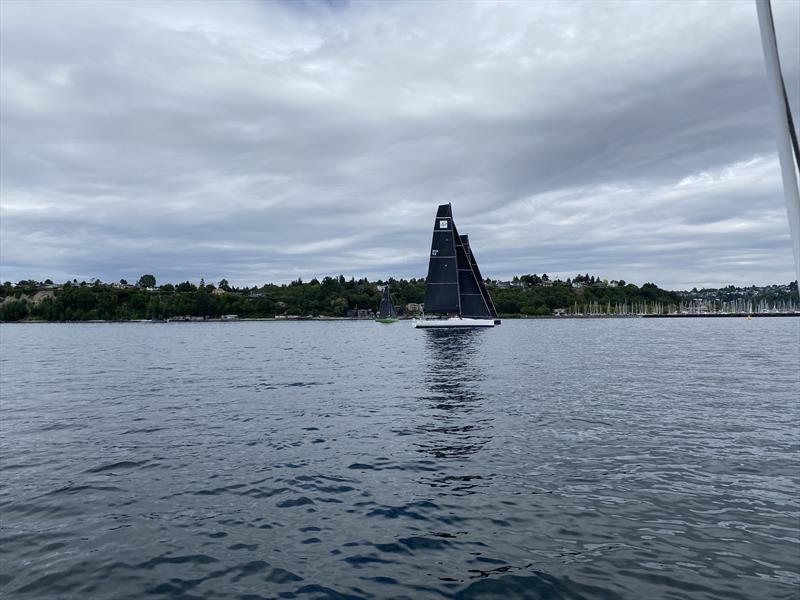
[1,0,798,289]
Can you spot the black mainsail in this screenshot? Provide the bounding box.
[377,285,397,319]
[424,203,495,319]
[424,204,461,314]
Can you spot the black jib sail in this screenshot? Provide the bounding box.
[424,204,494,318]
[452,221,492,318]
[378,285,397,319]
[461,235,498,319]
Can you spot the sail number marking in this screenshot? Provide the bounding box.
[431,249,439,256]
[439,220,448,229]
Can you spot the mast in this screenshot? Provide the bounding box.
[756,0,800,294]
[386,286,397,318]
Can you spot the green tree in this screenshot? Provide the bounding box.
[194,285,211,316]
[137,274,156,288]
[0,300,29,321]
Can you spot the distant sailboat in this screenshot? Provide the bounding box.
[413,203,500,328]
[376,284,399,323]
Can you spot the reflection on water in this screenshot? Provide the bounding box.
[422,328,485,384]
[418,330,494,497]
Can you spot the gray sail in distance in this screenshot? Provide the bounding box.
[424,203,494,318]
[378,285,397,319]
[461,235,498,319]
[424,204,461,314]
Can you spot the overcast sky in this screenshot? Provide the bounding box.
[1,0,798,290]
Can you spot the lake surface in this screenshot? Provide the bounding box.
[1,319,798,600]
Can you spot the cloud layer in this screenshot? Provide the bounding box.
[1,0,798,289]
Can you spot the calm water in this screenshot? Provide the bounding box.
[1,319,798,600]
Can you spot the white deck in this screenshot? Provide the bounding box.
[412,317,496,328]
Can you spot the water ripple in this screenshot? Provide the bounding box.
[1,319,798,599]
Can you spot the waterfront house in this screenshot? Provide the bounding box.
[405,303,423,314]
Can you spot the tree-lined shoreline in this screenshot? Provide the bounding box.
[0,275,797,322]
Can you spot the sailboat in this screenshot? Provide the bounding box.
[375,284,399,323]
[413,203,500,328]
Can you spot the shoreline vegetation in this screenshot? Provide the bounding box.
[1,274,797,322]
[4,313,799,325]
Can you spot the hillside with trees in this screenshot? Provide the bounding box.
[0,276,422,322]
[0,274,796,322]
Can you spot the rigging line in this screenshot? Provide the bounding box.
[763,0,800,169]
[756,0,800,291]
